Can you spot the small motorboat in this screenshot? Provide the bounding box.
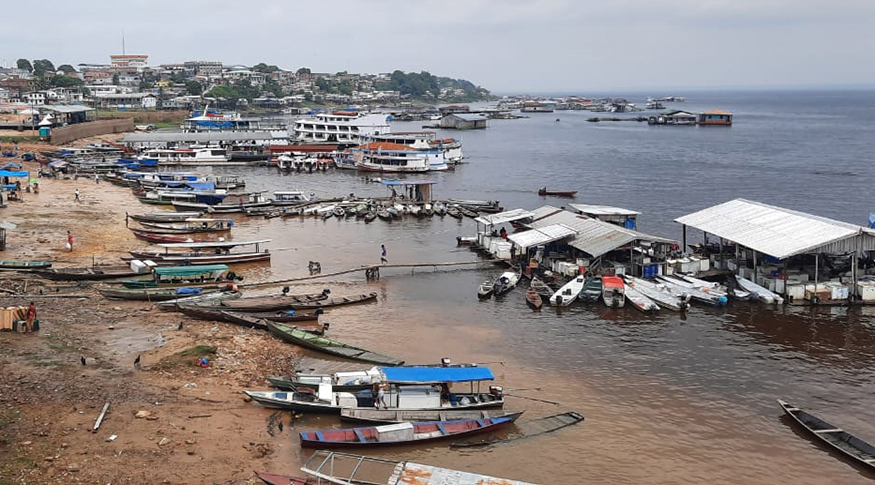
[299,412,523,449]
[477,279,495,299]
[525,288,543,310]
[550,275,585,307]
[538,187,578,197]
[624,282,659,313]
[363,211,377,223]
[601,276,626,308]
[578,276,602,303]
[492,271,520,296]
[446,206,463,219]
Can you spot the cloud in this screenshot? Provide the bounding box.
[1,0,872,92]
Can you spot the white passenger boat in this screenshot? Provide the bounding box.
[549,275,585,307]
[735,275,784,304]
[657,276,728,306]
[293,112,391,144]
[624,276,689,312]
[139,147,230,164]
[624,283,659,313]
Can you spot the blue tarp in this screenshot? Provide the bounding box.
[184,182,215,191]
[0,170,28,178]
[175,288,203,295]
[381,366,494,384]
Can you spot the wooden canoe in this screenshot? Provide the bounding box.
[186,291,330,312]
[129,212,204,223]
[537,188,578,197]
[253,471,313,485]
[266,321,403,365]
[299,412,522,449]
[778,399,875,471]
[525,289,543,310]
[155,290,242,311]
[285,292,377,310]
[340,409,523,425]
[450,411,585,447]
[131,230,194,243]
[0,260,52,270]
[32,266,139,281]
[180,307,323,333]
[99,287,224,301]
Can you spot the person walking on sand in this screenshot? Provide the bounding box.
[66,230,73,251]
[26,301,36,333]
[74,188,80,202]
[94,173,99,184]
[380,244,388,264]
[125,212,129,228]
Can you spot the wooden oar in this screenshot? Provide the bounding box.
[505,393,560,406]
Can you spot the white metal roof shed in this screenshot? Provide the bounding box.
[675,198,870,259]
[474,208,535,226]
[530,209,674,257]
[508,223,577,249]
[123,131,280,143]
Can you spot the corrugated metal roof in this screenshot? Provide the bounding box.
[41,104,94,113]
[531,209,674,257]
[529,205,565,222]
[675,199,863,259]
[474,208,535,226]
[508,223,577,249]
[447,113,486,122]
[123,131,281,143]
[569,203,640,217]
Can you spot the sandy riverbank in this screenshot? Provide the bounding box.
[0,150,313,484]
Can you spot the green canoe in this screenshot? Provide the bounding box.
[266,321,403,366]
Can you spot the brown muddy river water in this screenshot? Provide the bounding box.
[42,90,875,483]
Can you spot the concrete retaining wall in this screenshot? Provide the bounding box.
[50,119,135,145]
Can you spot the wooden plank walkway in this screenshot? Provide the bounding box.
[238,259,502,288]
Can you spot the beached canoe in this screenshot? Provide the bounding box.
[180,307,323,333]
[32,266,139,281]
[340,409,522,425]
[183,291,330,312]
[299,412,523,449]
[451,411,585,448]
[253,472,313,485]
[129,211,204,223]
[0,260,52,270]
[156,290,242,311]
[266,321,403,365]
[284,292,377,310]
[778,399,875,471]
[131,230,194,244]
[99,287,225,301]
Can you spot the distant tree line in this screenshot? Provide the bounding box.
[16,58,84,89]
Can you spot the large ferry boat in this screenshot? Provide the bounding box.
[339,142,448,173]
[370,132,463,165]
[139,147,230,164]
[293,112,391,144]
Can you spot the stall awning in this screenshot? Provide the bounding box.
[381,366,494,384]
[508,223,577,249]
[0,171,28,178]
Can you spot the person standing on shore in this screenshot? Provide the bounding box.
[66,230,73,251]
[94,173,99,184]
[380,244,388,264]
[74,188,80,202]
[26,302,36,333]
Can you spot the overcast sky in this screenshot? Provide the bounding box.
[2,0,873,93]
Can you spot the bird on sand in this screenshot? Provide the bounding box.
[134,355,141,368]
[178,321,184,331]
[80,355,86,366]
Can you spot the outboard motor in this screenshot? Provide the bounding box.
[489,386,504,398]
